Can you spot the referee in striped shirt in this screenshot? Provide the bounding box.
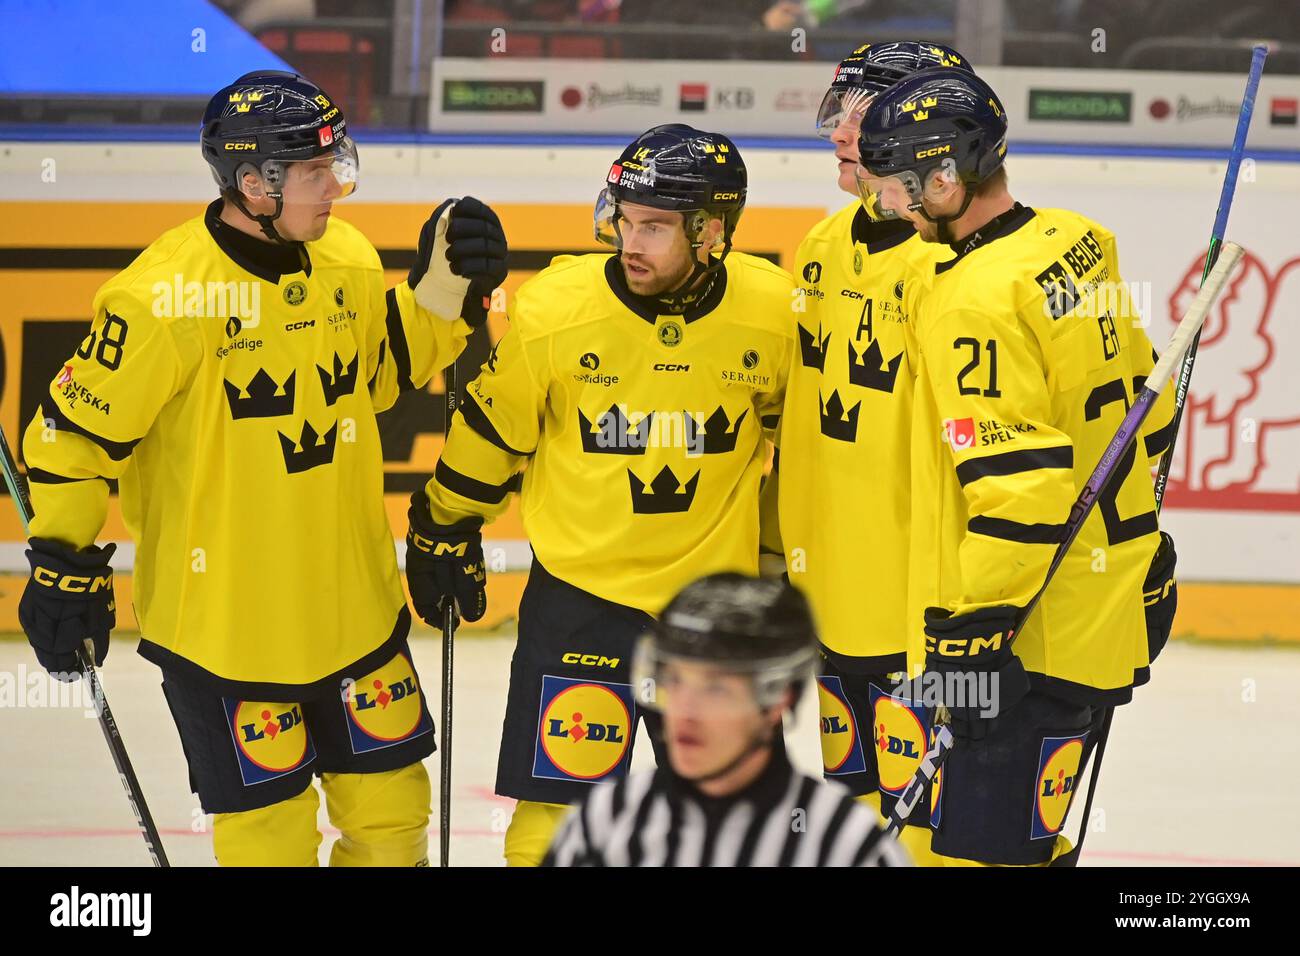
[543,573,911,867]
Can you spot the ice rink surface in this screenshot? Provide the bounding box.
[1,633,1297,867]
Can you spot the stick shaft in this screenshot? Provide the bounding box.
[1153,44,1267,511]
[439,357,459,868]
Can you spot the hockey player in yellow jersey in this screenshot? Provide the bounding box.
[406,125,796,865]
[758,41,975,867]
[18,71,508,866]
[857,68,1179,866]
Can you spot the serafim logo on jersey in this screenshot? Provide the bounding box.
[817,676,866,776]
[343,651,433,754]
[942,417,975,450]
[224,698,315,786]
[1031,733,1087,840]
[533,676,634,783]
[869,684,929,794]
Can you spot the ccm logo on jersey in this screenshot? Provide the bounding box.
[561,653,621,668]
[914,144,952,159]
[653,363,690,372]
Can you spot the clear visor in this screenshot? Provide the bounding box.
[630,634,815,715]
[239,135,360,206]
[855,166,922,220]
[594,187,709,256]
[815,86,874,139]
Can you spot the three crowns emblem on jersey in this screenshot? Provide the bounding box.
[278,420,339,474]
[628,465,699,514]
[819,389,861,442]
[848,338,903,393]
[798,322,831,372]
[317,352,359,406]
[224,368,296,419]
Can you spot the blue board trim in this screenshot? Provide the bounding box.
[1,125,1297,163]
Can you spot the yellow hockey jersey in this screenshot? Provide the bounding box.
[23,201,470,696]
[425,252,795,615]
[768,201,948,669]
[905,204,1175,703]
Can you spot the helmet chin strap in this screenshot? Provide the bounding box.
[910,184,977,245]
[231,192,292,245]
[653,237,731,314]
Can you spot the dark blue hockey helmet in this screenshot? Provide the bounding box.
[856,68,1008,237]
[816,40,975,139]
[201,70,359,241]
[597,123,747,253]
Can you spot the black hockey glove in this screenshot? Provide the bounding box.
[19,537,117,680]
[1143,530,1178,665]
[408,196,508,329]
[406,490,487,624]
[919,605,1029,742]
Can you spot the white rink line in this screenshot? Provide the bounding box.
[1,634,1297,867]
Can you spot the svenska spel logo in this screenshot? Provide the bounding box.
[533,675,634,782]
[942,417,975,450]
[869,684,929,794]
[344,652,433,753]
[817,675,866,776]
[1031,733,1087,839]
[225,698,315,784]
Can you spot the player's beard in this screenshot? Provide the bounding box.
[620,251,698,297]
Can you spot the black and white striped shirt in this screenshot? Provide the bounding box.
[542,752,911,867]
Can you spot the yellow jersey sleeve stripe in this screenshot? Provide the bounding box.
[383,287,415,393]
[459,391,532,457]
[39,399,142,461]
[434,458,515,505]
[955,445,1073,486]
[967,515,1066,545]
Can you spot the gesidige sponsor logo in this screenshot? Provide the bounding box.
[50,886,151,936]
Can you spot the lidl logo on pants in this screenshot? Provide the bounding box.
[224,698,316,785]
[1031,733,1088,840]
[533,675,634,783]
[343,651,433,754]
[868,683,930,795]
[817,676,866,776]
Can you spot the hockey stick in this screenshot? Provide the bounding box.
[1154,43,1267,511]
[1051,46,1267,866]
[439,357,460,868]
[0,424,169,867]
[883,242,1247,840]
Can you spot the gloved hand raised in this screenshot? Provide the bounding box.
[408,196,508,328]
